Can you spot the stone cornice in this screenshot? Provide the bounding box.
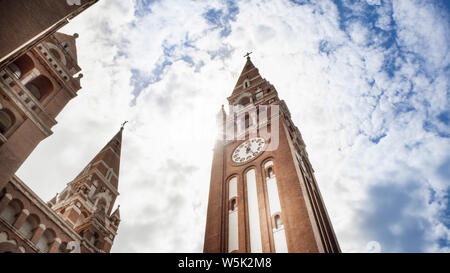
[0,217,39,253]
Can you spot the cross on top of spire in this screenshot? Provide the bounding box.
[244,52,253,59]
[121,121,128,130]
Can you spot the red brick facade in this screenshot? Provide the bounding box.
[0,0,99,67]
[203,57,341,253]
[0,1,121,253]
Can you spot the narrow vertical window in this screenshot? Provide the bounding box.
[105,169,113,182]
[19,214,39,240]
[37,229,55,253]
[228,177,239,253]
[274,214,282,229]
[230,198,237,212]
[243,79,250,89]
[246,169,262,253]
[268,167,274,178]
[264,161,288,253]
[0,200,22,225]
[0,108,14,135]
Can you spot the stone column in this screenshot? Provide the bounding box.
[0,193,12,212]
[31,224,46,244]
[48,238,61,253]
[13,209,30,229]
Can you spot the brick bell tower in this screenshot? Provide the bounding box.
[48,126,124,253]
[203,56,340,253]
[0,32,85,190]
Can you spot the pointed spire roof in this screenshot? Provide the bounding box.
[111,205,121,220]
[74,126,124,189]
[229,56,263,98]
[48,193,58,207]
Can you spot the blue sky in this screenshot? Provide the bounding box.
[17,0,449,252]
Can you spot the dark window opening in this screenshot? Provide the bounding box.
[0,109,15,135]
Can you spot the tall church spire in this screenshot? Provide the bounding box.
[230,56,258,96]
[204,57,340,253]
[227,56,276,110]
[74,126,123,189]
[50,127,124,253]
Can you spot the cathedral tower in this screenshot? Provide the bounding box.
[203,56,340,253]
[0,32,85,189]
[0,0,99,66]
[49,127,123,253]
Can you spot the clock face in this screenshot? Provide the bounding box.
[232,137,265,163]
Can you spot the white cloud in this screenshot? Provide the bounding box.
[16,0,449,253]
[366,0,381,6]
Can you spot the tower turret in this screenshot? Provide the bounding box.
[51,126,124,253]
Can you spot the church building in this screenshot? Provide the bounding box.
[203,56,340,253]
[0,0,121,253]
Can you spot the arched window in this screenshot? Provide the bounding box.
[89,231,100,247]
[264,161,275,179]
[97,198,107,214]
[26,83,41,100]
[19,214,39,240]
[274,214,282,229]
[255,88,263,100]
[230,198,237,212]
[0,199,23,225]
[243,79,250,89]
[0,108,15,135]
[237,96,250,106]
[49,48,61,61]
[246,168,262,253]
[25,75,53,102]
[227,176,238,253]
[45,42,67,66]
[58,242,68,253]
[0,241,21,253]
[8,63,21,79]
[8,54,34,79]
[105,169,113,182]
[36,229,55,253]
